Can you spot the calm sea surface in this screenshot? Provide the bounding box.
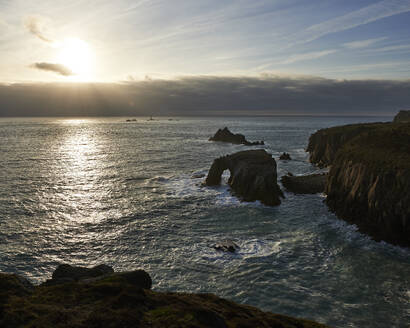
[0,116,409,327]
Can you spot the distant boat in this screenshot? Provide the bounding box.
[147,115,154,121]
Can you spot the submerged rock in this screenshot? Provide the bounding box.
[209,127,264,146]
[213,240,240,253]
[281,173,327,194]
[279,152,291,160]
[205,149,283,206]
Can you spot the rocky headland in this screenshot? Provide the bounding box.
[306,122,386,168]
[209,127,264,146]
[0,264,328,328]
[205,149,283,206]
[307,121,410,247]
[393,110,410,123]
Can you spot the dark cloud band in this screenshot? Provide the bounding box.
[0,76,409,116]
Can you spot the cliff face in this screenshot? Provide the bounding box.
[308,123,410,247]
[393,110,410,122]
[306,123,385,167]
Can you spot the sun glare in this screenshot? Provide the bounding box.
[58,38,94,80]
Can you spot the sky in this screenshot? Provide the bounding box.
[1,0,410,115]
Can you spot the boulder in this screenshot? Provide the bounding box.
[279,152,291,160]
[209,127,264,146]
[213,240,240,253]
[43,264,114,285]
[205,149,283,206]
[281,173,327,194]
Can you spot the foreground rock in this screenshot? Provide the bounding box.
[281,173,327,194]
[0,268,328,328]
[205,149,283,206]
[393,110,410,122]
[307,122,410,247]
[209,127,264,146]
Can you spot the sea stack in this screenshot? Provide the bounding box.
[209,127,264,146]
[205,149,282,206]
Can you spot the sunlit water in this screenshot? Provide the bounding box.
[0,116,409,328]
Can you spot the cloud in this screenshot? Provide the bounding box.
[31,63,73,76]
[373,44,410,52]
[24,16,53,43]
[291,0,410,45]
[281,50,337,64]
[0,75,409,117]
[343,37,387,49]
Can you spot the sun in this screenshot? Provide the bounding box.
[57,38,94,80]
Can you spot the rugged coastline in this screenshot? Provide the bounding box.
[0,265,328,328]
[307,120,410,247]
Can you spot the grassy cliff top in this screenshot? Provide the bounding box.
[0,273,328,328]
[336,123,410,171]
[393,110,410,123]
[311,122,386,137]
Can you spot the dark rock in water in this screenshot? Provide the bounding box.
[209,127,264,146]
[213,240,240,253]
[281,173,327,194]
[279,152,291,160]
[191,172,206,179]
[205,149,283,206]
[0,268,328,328]
[43,263,114,285]
[393,110,410,122]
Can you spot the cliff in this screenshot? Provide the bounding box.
[393,110,410,123]
[205,149,282,206]
[0,265,328,328]
[307,122,410,247]
[306,122,385,167]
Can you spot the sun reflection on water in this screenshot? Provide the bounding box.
[57,123,105,224]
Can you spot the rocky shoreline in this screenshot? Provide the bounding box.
[307,117,410,247]
[0,264,328,328]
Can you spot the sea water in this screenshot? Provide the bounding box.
[0,116,409,328]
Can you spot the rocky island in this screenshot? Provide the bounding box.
[205,149,283,206]
[0,264,328,328]
[307,117,410,247]
[209,127,264,146]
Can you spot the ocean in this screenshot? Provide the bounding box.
[0,116,409,327]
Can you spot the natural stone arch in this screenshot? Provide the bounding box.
[205,149,282,206]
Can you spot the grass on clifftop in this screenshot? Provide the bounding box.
[337,123,410,171]
[0,273,328,328]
